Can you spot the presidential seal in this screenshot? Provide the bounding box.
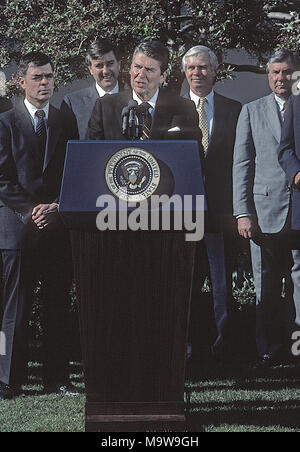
[105,147,161,201]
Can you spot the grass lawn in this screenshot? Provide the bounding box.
[186,363,300,432]
[0,359,299,432]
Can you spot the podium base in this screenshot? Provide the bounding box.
[85,402,186,432]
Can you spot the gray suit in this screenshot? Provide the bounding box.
[233,93,290,232]
[233,93,299,359]
[61,82,127,139]
[60,85,99,139]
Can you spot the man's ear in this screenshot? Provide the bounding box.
[19,76,26,91]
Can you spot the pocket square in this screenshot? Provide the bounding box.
[168,126,181,132]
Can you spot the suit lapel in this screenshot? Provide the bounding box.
[183,90,221,157]
[82,85,99,105]
[43,105,62,172]
[14,100,43,166]
[264,93,281,143]
[208,92,226,155]
[151,89,173,139]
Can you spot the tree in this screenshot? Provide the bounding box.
[0,0,299,96]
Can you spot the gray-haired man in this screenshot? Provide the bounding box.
[182,45,241,364]
[233,49,300,367]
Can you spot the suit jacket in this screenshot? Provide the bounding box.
[86,88,201,143]
[0,98,77,249]
[184,91,241,231]
[61,82,127,139]
[233,93,291,234]
[279,94,300,230]
[0,97,12,114]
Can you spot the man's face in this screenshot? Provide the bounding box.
[268,61,295,100]
[130,52,167,101]
[185,53,216,97]
[19,63,54,108]
[89,51,120,92]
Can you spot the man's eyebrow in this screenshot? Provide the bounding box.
[32,72,53,75]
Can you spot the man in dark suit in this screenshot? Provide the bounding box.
[61,38,125,139]
[182,45,241,363]
[86,40,200,142]
[279,91,300,348]
[0,52,78,399]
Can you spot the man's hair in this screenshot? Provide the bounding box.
[266,49,300,73]
[132,40,169,74]
[18,52,54,77]
[182,45,219,73]
[85,38,120,66]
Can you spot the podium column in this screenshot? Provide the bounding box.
[71,230,196,432]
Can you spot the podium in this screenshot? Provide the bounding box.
[59,140,204,432]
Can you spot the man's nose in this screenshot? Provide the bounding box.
[137,67,147,78]
[40,75,49,84]
[193,67,203,76]
[102,64,110,74]
[277,71,285,81]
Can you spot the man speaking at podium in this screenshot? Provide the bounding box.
[86,40,201,143]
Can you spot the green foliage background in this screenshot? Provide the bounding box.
[0,0,299,95]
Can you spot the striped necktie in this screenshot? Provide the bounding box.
[140,102,152,140]
[35,109,46,140]
[282,102,287,121]
[197,97,209,153]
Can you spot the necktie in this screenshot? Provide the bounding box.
[35,109,46,140]
[197,97,209,153]
[282,102,287,121]
[140,102,152,140]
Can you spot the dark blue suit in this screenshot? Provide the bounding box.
[279,93,300,337]
[0,99,77,387]
[183,91,241,359]
[279,94,300,230]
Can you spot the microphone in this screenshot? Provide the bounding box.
[121,106,129,136]
[127,100,139,139]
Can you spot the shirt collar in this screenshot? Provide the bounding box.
[132,89,159,110]
[189,89,214,109]
[274,93,287,111]
[24,98,49,120]
[96,81,119,97]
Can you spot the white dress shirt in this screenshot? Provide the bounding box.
[95,81,119,97]
[274,94,287,121]
[189,89,215,136]
[132,89,159,118]
[24,98,49,131]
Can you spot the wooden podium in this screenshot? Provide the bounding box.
[59,140,204,431]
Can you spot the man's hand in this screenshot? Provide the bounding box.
[294,172,300,189]
[237,216,258,239]
[32,203,59,230]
